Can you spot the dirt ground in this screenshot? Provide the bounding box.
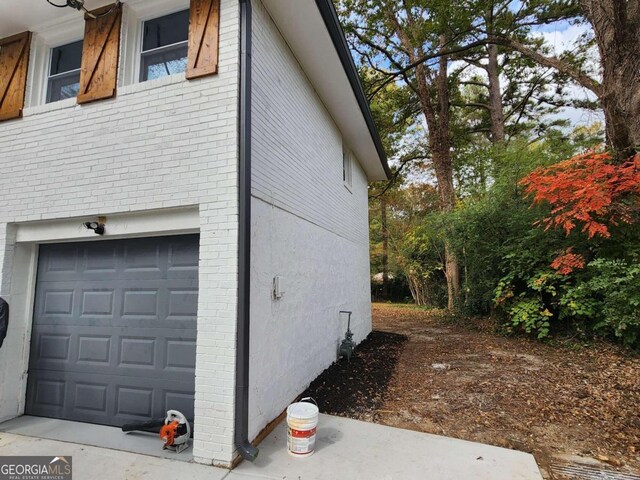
[304,303,640,479]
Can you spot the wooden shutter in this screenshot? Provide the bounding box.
[77,3,122,105]
[186,0,221,79]
[0,32,31,122]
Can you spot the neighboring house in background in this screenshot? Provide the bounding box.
[0,0,389,468]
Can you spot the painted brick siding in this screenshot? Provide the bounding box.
[0,0,239,466]
[248,0,373,440]
[250,1,370,246]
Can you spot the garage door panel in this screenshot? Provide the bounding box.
[37,270,198,282]
[161,390,195,419]
[168,241,199,270]
[40,289,76,316]
[30,325,196,381]
[164,339,197,370]
[83,243,118,272]
[33,313,198,330]
[37,239,199,283]
[166,288,199,319]
[26,235,199,428]
[81,290,116,316]
[37,333,73,361]
[77,335,111,364]
[122,242,163,273]
[40,244,81,275]
[31,378,67,408]
[75,382,109,414]
[27,370,196,425]
[34,284,197,330]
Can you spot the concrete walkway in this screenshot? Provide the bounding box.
[0,414,542,479]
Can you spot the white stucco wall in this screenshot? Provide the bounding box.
[0,0,239,466]
[248,0,372,441]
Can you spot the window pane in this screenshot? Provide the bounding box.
[343,154,347,182]
[141,44,188,81]
[47,71,81,103]
[142,9,189,51]
[50,40,83,75]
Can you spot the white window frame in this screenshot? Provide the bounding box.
[138,12,189,82]
[119,0,190,86]
[343,146,353,192]
[45,39,83,104]
[24,18,84,107]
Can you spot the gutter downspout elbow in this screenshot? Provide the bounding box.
[235,0,258,462]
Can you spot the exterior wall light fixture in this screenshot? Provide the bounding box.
[84,221,105,235]
[45,0,120,19]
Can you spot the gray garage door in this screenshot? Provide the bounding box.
[25,235,199,427]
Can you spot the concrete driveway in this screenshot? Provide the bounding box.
[0,413,542,479]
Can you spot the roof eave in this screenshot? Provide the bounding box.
[314,0,391,180]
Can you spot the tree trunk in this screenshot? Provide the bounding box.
[381,196,389,299]
[486,43,505,143]
[581,0,640,159]
[407,270,431,306]
[391,19,461,310]
[414,37,460,311]
[436,38,460,310]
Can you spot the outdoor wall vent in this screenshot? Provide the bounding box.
[272,276,284,300]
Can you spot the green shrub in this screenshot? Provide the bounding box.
[561,258,640,347]
[495,271,564,339]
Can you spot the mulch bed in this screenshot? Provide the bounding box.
[300,330,407,420]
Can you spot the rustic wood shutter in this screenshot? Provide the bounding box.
[186,0,221,79]
[0,32,31,122]
[77,3,122,104]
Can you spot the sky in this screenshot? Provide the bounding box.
[534,21,603,128]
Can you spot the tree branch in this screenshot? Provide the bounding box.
[491,35,603,97]
[452,101,492,111]
[460,80,490,89]
[369,153,428,200]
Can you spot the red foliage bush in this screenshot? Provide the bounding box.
[521,151,640,274]
[521,152,640,239]
[550,249,586,275]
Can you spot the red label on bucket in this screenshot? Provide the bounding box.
[289,427,316,438]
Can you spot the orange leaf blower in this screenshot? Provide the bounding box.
[160,410,191,454]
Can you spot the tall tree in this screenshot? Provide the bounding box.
[457,0,589,143]
[477,0,639,158]
[356,1,638,155]
[341,1,462,309]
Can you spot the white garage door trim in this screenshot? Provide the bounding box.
[0,207,200,423]
[15,206,200,243]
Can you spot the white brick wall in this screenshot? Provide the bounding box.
[250,2,370,246]
[0,0,239,467]
[248,0,373,440]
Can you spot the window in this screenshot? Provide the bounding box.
[140,9,190,82]
[343,147,353,189]
[46,40,83,103]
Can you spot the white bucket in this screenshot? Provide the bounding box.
[286,398,319,457]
